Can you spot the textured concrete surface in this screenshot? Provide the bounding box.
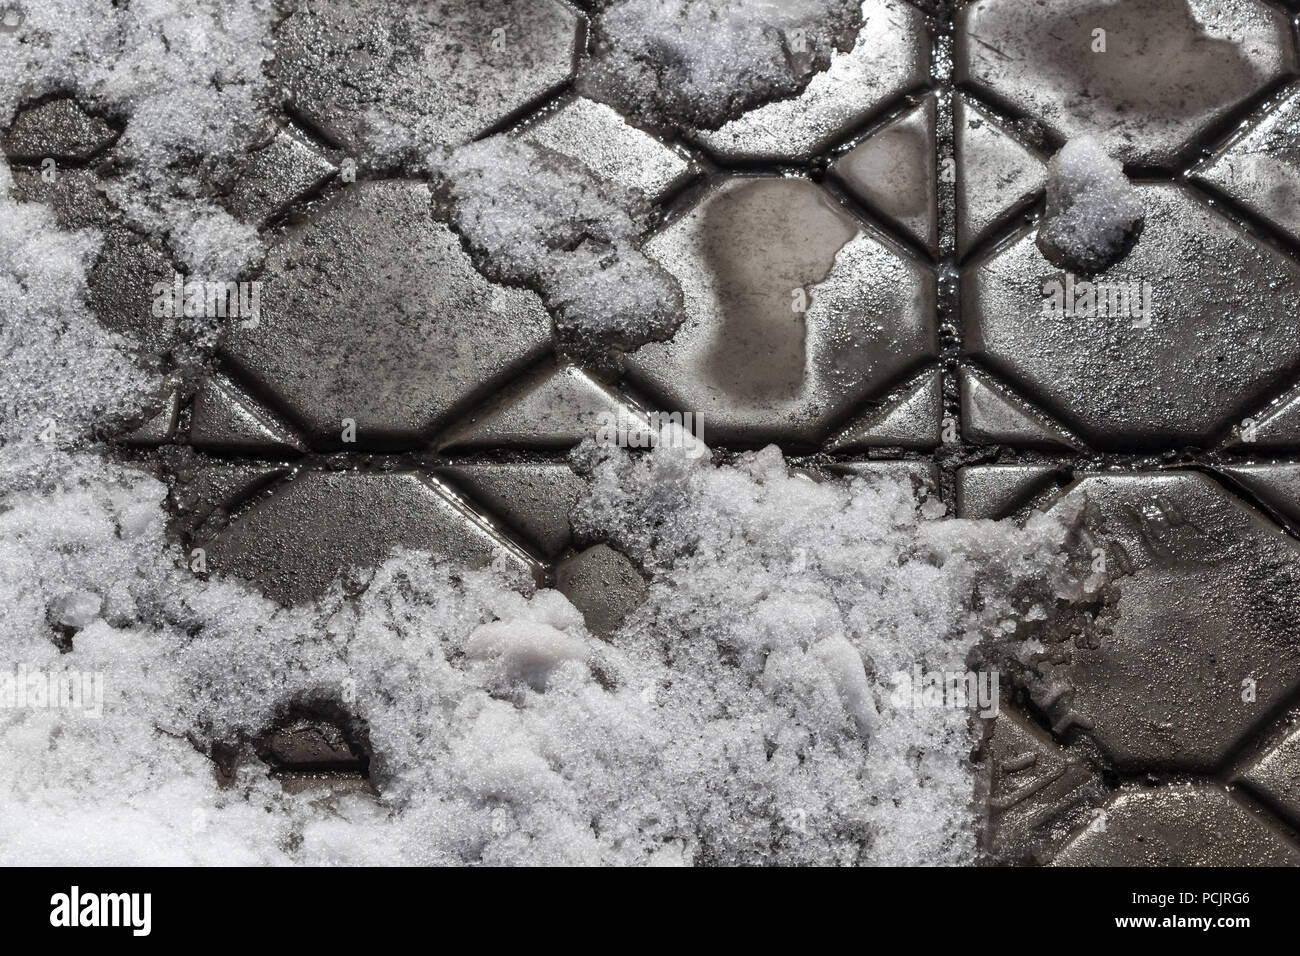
[11,0,1300,864]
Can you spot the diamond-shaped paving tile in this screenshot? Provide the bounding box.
[694,0,928,163]
[221,181,553,448]
[965,185,1300,448]
[627,176,936,444]
[957,0,1293,167]
[1042,472,1300,771]
[275,0,580,159]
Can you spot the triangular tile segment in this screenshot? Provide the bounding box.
[438,361,647,451]
[188,377,305,453]
[956,464,1059,519]
[437,463,586,558]
[954,95,1046,259]
[1218,464,1300,526]
[960,367,1080,450]
[833,96,938,256]
[832,368,942,450]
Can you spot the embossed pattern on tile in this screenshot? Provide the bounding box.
[36,0,1300,865]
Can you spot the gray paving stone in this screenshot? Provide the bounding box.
[121,391,180,447]
[3,97,116,161]
[555,544,648,639]
[436,463,585,558]
[1043,472,1300,771]
[953,94,1046,259]
[830,367,942,451]
[275,0,580,159]
[221,181,553,448]
[86,228,180,360]
[959,367,1080,450]
[222,126,338,226]
[1051,785,1300,866]
[202,471,539,604]
[519,96,697,203]
[1238,722,1300,826]
[1195,85,1300,244]
[980,707,1105,865]
[965,185,1300,448]
[1218,463,1300,526]
[437,360,645,451]
[627,177,936,444]
[187,376,306,454]
[257,717,367,773]
[168,461,289,533]
[957,0,1293,167]
[8,166,115,230]
[956,464,1060,519]
[832,95,937,256]
[1226,381,1300,449]
[694,0,928,163]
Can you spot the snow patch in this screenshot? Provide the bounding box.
[1037,136,1144,273]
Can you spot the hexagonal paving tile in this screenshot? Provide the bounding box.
[221,181,553,448]
[965,185,1300,448]
[957,0,1293,166]
[275,0,580,158]
[1041,472,1300,771]
[627,176,936,444]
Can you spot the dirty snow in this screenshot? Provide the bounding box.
[1037,136,1145,273]
[580,0,863,129]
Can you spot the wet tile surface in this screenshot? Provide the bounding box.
[24,0,1300,863]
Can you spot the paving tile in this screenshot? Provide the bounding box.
[627,176,936,444]
[221,126,338,226]
[519,96,697,203]
[956,0,1294,167]
[1218,463,1300,526]
[86,228,180,361]
[2,97,116,161]
[121,391,180,447]
[257,717,368,773]
[1226,381,1300,449]
[187,376,306,454]
[694,0,929,163]
[980,707,1106,864]
[1051,785,1300,866]
[202,471,539,604]
[8,166,115,229]
[221,181,553,448]
[436,463,586,558]
[956,464,1060,519]
[436,360,645,451]
[275,0,580,159]
[832,95,937,256]
[167,461,289,534]
[1042,472,1300,771]
[953,94,1046,259]
[1194,85,1300,244]
[555,544,648,639]
[965,185,1300,448]
[1238,722,1300,826]
[959,367,1080,450]
[830,367,942,451]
